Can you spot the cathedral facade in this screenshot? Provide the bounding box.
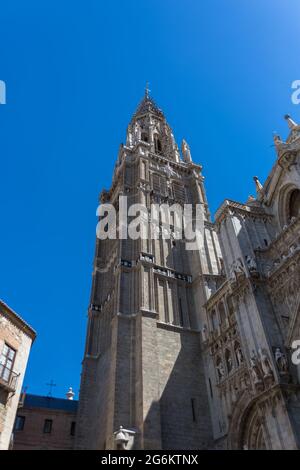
[75,92,300,450]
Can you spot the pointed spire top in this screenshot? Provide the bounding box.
[132,86,164,120]
[284,114,298,129]
[145,81,150,99]
[253,176,264,196]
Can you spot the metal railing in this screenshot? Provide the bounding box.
[0,367,19,393]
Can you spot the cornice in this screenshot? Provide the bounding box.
[0,299,36,342]
[215,199,272,226]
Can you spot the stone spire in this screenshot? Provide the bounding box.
[126,88,180,162]
[283,114,300,146]
[284,114,298,130]
[181,139,192,163]
[145,81,150,99]
[253,176,264,196]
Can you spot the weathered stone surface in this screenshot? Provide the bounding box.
[76,98,300,450]
[0,300,36,450]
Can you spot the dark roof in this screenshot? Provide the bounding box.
[23,394,78,413]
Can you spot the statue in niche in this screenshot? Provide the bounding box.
[250,352,262,384]
[274,347,288,373]
[216,359,225,380]
[235,345,244,366]
[225,350,233,372]
[258,348,273,378]
[202,324,208,342]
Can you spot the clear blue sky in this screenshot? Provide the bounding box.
[0,1,299,399]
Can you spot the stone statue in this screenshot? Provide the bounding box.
[235,346,244,366]
[216,360,225,380]
[245,255,257,273]
[181,139,192,163]
[202,324,208,342]
[250,352,262,384]
[164,163,177,179]
[230,258,245,281]
[226,353,233,372]
[275,347,288,373]
[258,348,273,378]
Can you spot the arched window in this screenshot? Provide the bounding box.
[141,132,149,143]
[154,135,162,154]
[288,189,300,220]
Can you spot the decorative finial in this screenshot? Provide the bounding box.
[284,114,298,129]
[181,139,192,163]
[253,176,264,195]
[66,387,75,401]
[145,82,150,99]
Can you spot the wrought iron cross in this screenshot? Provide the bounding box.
[46,379,56,397]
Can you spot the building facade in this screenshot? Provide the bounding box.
[202,115,300,450]
[13,392,78,450]
[75,93,300,450]
[0,299,36,450]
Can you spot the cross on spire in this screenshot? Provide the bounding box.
[46,379,56,397]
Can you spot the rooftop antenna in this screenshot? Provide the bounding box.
[46,379,56,397]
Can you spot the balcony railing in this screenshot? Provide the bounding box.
[0,367,19,393]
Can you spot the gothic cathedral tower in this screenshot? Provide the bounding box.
[75,91,223,450]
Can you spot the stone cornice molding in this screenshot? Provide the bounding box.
[215,199,272,226]
[205,280,231,310]
[0,299,36,342]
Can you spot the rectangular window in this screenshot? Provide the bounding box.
[70,421,76,436]
[0,343,16,382]
[15,415,25,431]
[43,419,53,434]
